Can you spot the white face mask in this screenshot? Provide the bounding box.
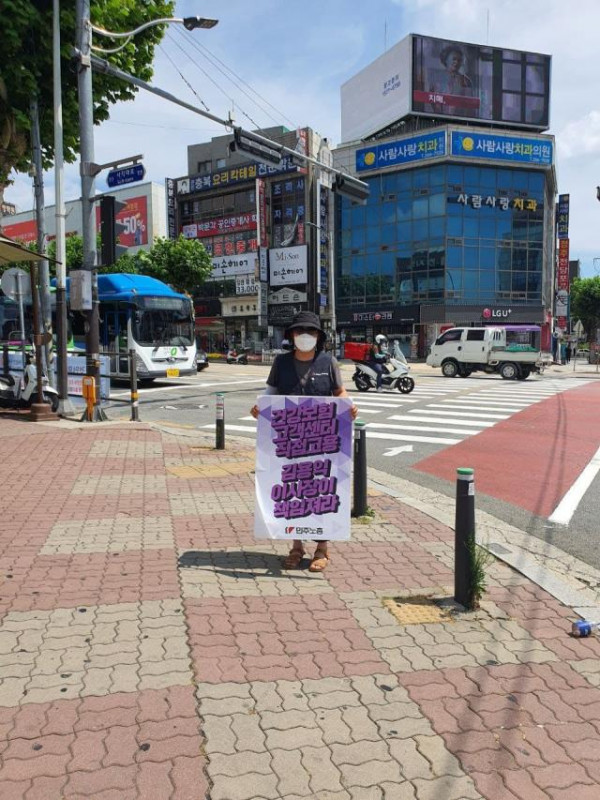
[294,333,318,352]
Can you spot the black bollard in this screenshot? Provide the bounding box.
[129,349,139,422]
[454,467,475,609]
[216,392,225,450]
[352,419,368,518]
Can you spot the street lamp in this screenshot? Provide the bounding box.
[74,1,218,420]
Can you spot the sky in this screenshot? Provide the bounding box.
[5,0,600,277]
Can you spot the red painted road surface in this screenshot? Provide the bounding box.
[413,382,600,518]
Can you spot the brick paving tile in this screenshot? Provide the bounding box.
[197,674,479,800]
[403,660,600,799]
[2,550,180,613]
[322,542,453,594]
[186,594,388,682]
[0,687,207,800]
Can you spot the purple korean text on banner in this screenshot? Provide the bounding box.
[254,396,353,541]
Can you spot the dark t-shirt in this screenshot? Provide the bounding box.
[267,354,343,393]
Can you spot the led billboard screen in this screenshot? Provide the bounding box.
[412,35,550,129]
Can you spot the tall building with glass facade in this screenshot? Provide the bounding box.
[334,34,555,356]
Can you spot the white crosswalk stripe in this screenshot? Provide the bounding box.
[207,378,592,450]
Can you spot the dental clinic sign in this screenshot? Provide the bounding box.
[254,396,353,541]
[269,245,308,286]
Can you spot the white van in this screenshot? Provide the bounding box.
[426,326,546,380]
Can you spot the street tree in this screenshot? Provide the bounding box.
[571,276,600,341]
[0,0,174,205]
[133,236,212,294]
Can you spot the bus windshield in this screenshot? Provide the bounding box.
[132,296,194,348]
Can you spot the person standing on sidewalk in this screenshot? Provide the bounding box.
[251,311,357,572]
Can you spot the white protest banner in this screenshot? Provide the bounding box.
[254,395,353,540]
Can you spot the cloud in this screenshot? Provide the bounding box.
[558,111,600,159]
[5,0,600,277]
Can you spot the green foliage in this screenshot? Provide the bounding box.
[468,541,494,609]
[134,236,212,294]
[0,0,175,187]
[571,277,600,340]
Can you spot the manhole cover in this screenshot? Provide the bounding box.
[382,595,455,626]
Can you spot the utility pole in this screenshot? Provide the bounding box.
[30,97,54,383]
[53,0,75,415]
[75,0,106,420]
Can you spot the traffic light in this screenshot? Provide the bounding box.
[332,173,370,205]
[99,195,128,267]
[229,127,283,167]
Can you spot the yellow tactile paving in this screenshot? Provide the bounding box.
[382,595,455,626]
[167,460,255,478]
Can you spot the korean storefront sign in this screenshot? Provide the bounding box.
[450,132,553,166]
[268,288,308,305]
[356,130,446,173]
[269,245,308,286]
[557,194,569,240]
[207,254,258,281]
[181,213,257,240]
[256,178,268,248]
[451,194,540,211]
[254,396,353,541]
[235,274,258,295]
[556,238,570,329]
[177,156,299,196]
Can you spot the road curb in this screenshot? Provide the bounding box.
[367,466,600,620]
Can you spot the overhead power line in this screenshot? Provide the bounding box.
[170,26,294,132]
[171,26,298,128]
[165,30,264,131]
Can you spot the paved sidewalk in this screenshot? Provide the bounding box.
[0,415,599,800]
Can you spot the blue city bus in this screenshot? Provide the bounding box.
[69,274,197,381]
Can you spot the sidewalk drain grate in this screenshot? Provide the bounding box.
[382,595,455,626]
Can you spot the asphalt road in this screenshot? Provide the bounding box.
[105,361,600,570]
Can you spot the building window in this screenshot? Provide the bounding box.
[216,158,226,169]
[336,162,547,308]
[197,160,211,176]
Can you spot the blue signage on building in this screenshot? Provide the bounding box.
[107,164,146,188]
[356,131,446,173]
[450,132,553,166]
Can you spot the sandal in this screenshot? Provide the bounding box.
[309,550,330,573]
[283,548,305,569]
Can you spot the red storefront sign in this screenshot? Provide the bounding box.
[556,238,570,329]
[95,195,148,247]
[184,213,257,240]
[2,219,38,244]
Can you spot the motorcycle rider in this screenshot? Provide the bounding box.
[368,334,389,392]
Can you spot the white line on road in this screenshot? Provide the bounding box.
[367,422,477,435]
[365,431,462,445]
[390,414,494,427]
[548,445,600,526]
[410,409,508,420]
[431,403,527,413]
[199,423,257,433]
[110,377,266,398]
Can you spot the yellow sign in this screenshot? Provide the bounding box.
[166,368,179,378]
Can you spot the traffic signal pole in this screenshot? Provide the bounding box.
[76,0,106,421]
